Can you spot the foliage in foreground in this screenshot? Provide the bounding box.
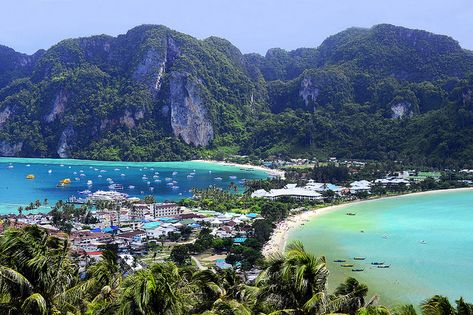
[0,226,471,315]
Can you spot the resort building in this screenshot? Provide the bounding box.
[152,203,182,218]
[349,180,372,194]
[251,184,323,201]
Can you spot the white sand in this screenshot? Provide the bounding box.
[191,159,286,179]
[261,187,473,257]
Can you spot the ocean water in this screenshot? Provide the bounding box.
[0,158,267,214]
[288,190,473,306]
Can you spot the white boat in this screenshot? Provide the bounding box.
[7,165,13,169]
[229,176,237,180]
[98,175,102,178]
[26,164,30,167]
[172,171,178,176]
[172,186,179,190]
[48,169,52,174]
[121,173,126,177]
[80,173,86,177]
[128,185,135,189]
[187,175,194,179]
[149,187,154,191]
[166,182,174,186]
[214,177,223,181]
[109,183,124,190]
[114,168,120,171]
[87,180,93,186]
[154,179,162,183]
[165,177,172,181]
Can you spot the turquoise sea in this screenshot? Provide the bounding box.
[0,158,267,214]
[288,190,473,306]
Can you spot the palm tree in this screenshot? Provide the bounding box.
[0,226,79,314]
[118,262,186,315]
[17,207,23,216]
[255,241,366,315]
[421,295,473,315]
[335,277,369,314]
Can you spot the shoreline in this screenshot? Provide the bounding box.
[191,159,286,179]
[261,187,473,257]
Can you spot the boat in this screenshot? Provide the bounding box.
[79,190,91,195]
[172,171,178,176]
[75,177,80,181]
[7,165,13,169]
[48,169,52,174]
[26,174,35,180]
[377,265,390,269]
[214,177,223,181]
[165,177,172,181]
[352,269,364,272]
[128,185,135,189]
[371,262,384,265]
[333,259,346,263]
[346,212,356,216]
[98,175,102,178]
[120,174,125,177]
[80,173,86,177]
[109,183,124,190]
[154,179,162,183]
[61,178,72,185]
[87,180,93,186]
[354,257,366,260]
[171,186,179,190]
[26,164,30,167]
[420,240,427,244]
[229,175,237,179]
[187,175,194,179]
[341,264,354,267]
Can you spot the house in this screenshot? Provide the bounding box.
[117,230,147,243]
[349,180,372,194]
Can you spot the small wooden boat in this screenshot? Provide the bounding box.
[346,212,356,216]
[26,174,35,180]
[333,259,346,263]
[352,268,364,272]
[354,257,366,260]
[341,264,354,267]
[377,265,390,269]
[371,262,384,265]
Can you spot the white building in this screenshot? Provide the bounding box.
[349,180,372,194]
[251,184,322,201]
[152,203,182,218]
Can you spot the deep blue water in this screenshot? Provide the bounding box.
[0,158,267,214]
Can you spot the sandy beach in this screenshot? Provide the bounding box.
[191,159,286,179]
[261,187,473,257]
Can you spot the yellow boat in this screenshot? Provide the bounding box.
[341,264,354,267]
[26,174,35,180]
[59,178,72,185]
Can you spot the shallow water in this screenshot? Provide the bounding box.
[0,158,267,214]
[288,190,473,306]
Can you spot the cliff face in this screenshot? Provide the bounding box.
[169,72,214,146]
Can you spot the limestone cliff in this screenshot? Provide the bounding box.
[169,72,214,146]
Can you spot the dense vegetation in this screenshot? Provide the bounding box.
[1,24,473,166]
[0,226,471,315]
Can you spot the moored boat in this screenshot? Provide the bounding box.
[341,264,354,267]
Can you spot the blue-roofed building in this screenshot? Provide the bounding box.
[246,213,257,218]
[143,222,162,230]
[90,228,101,233]
[216,259,232,269]
[233,237,248,244]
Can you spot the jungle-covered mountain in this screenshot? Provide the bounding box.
[1,23,473,167]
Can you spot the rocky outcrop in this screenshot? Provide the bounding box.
[57,126,75,158]
[0,105,14,128]
[169,72,214,146]
[0,141,23,156]
[391,102,413,119]
[45,90,68,123]
[132,36,181,94]
[299,77,319,107]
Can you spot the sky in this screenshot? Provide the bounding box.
[1,0,473,55]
